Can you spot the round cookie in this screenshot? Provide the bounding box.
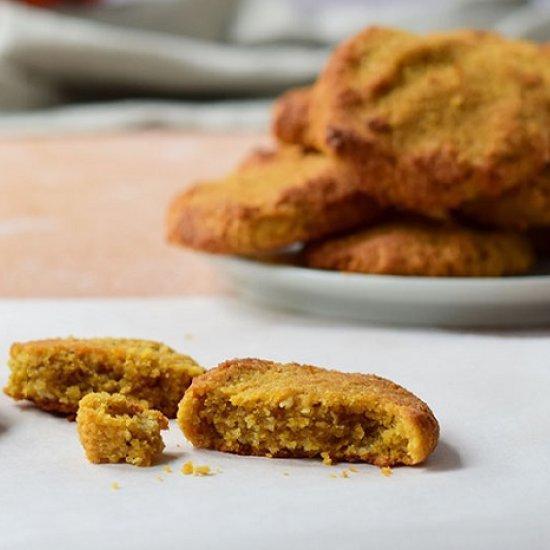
[167,146,381,255]
[461,166,550,229]
[298,27,550,214]
[303,219,534,277]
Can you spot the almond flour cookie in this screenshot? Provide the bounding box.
[291,27,550,214]
[303,219,534,277]
[166,146,381,255]
[178,358,439,466]
[4,338,204,418]
[77,392,168,467]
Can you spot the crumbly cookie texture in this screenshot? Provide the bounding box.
[303,218,534,277]
[291,27,550,214]
[178,358,439,466]
[4,338,204,418]
[77,392,168,467]
[166,145,380,255]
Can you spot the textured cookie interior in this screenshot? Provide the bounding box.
[4,338,204,417]
[77,392,168,467]
[179,360,437,466]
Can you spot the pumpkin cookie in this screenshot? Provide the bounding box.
[166,146,381,255]
[292,27,550,214]
[178,358,439,466]
[303,219,534,277]
[4,338,204,418]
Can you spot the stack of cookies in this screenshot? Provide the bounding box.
[167,26,550,277]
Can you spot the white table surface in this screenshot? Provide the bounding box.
[0,297,549,550]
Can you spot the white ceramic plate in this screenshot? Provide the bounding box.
[206,255,550,327]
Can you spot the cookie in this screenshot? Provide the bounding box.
[303,218,534,276]
[178,358,439,466]
[167,146,381,255]
[292,27,550,214]
[4,338,204,418]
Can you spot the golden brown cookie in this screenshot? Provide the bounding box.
[178,358,439,466]
[294,27,550,214]
[167,146,381,255]
[303,219,534,277]
[461,166,550,229]
[77,392,169,467]
[4,338,204,418]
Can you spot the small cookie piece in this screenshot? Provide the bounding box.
[461,167,550,229]
[178,358,439,466]
[166,146,381,255]
[297,27,550,213]
[303,219,534,277]
[77,392,168,467]
[4,338,204,418]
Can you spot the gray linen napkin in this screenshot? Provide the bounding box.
[0,0,547,134]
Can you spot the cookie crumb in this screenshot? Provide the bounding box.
[156,475,164,482]
[163,466,173,474]
[181,461,194,475]
[283,472,289,476]
[111,482,120,491]
[380,466,392,477]
[329,474,337,479]
[193,465,211,476]
[341,470,349,479]
[321,452,333,465]
[181,461,211,476]
[216,467,222,474]
[348,466,358,473]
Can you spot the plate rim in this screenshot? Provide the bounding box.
[207,253,550,287]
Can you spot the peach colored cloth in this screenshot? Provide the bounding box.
[0,131,268,297]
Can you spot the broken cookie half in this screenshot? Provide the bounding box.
[178,359,439,466]
[4,337,204,418]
